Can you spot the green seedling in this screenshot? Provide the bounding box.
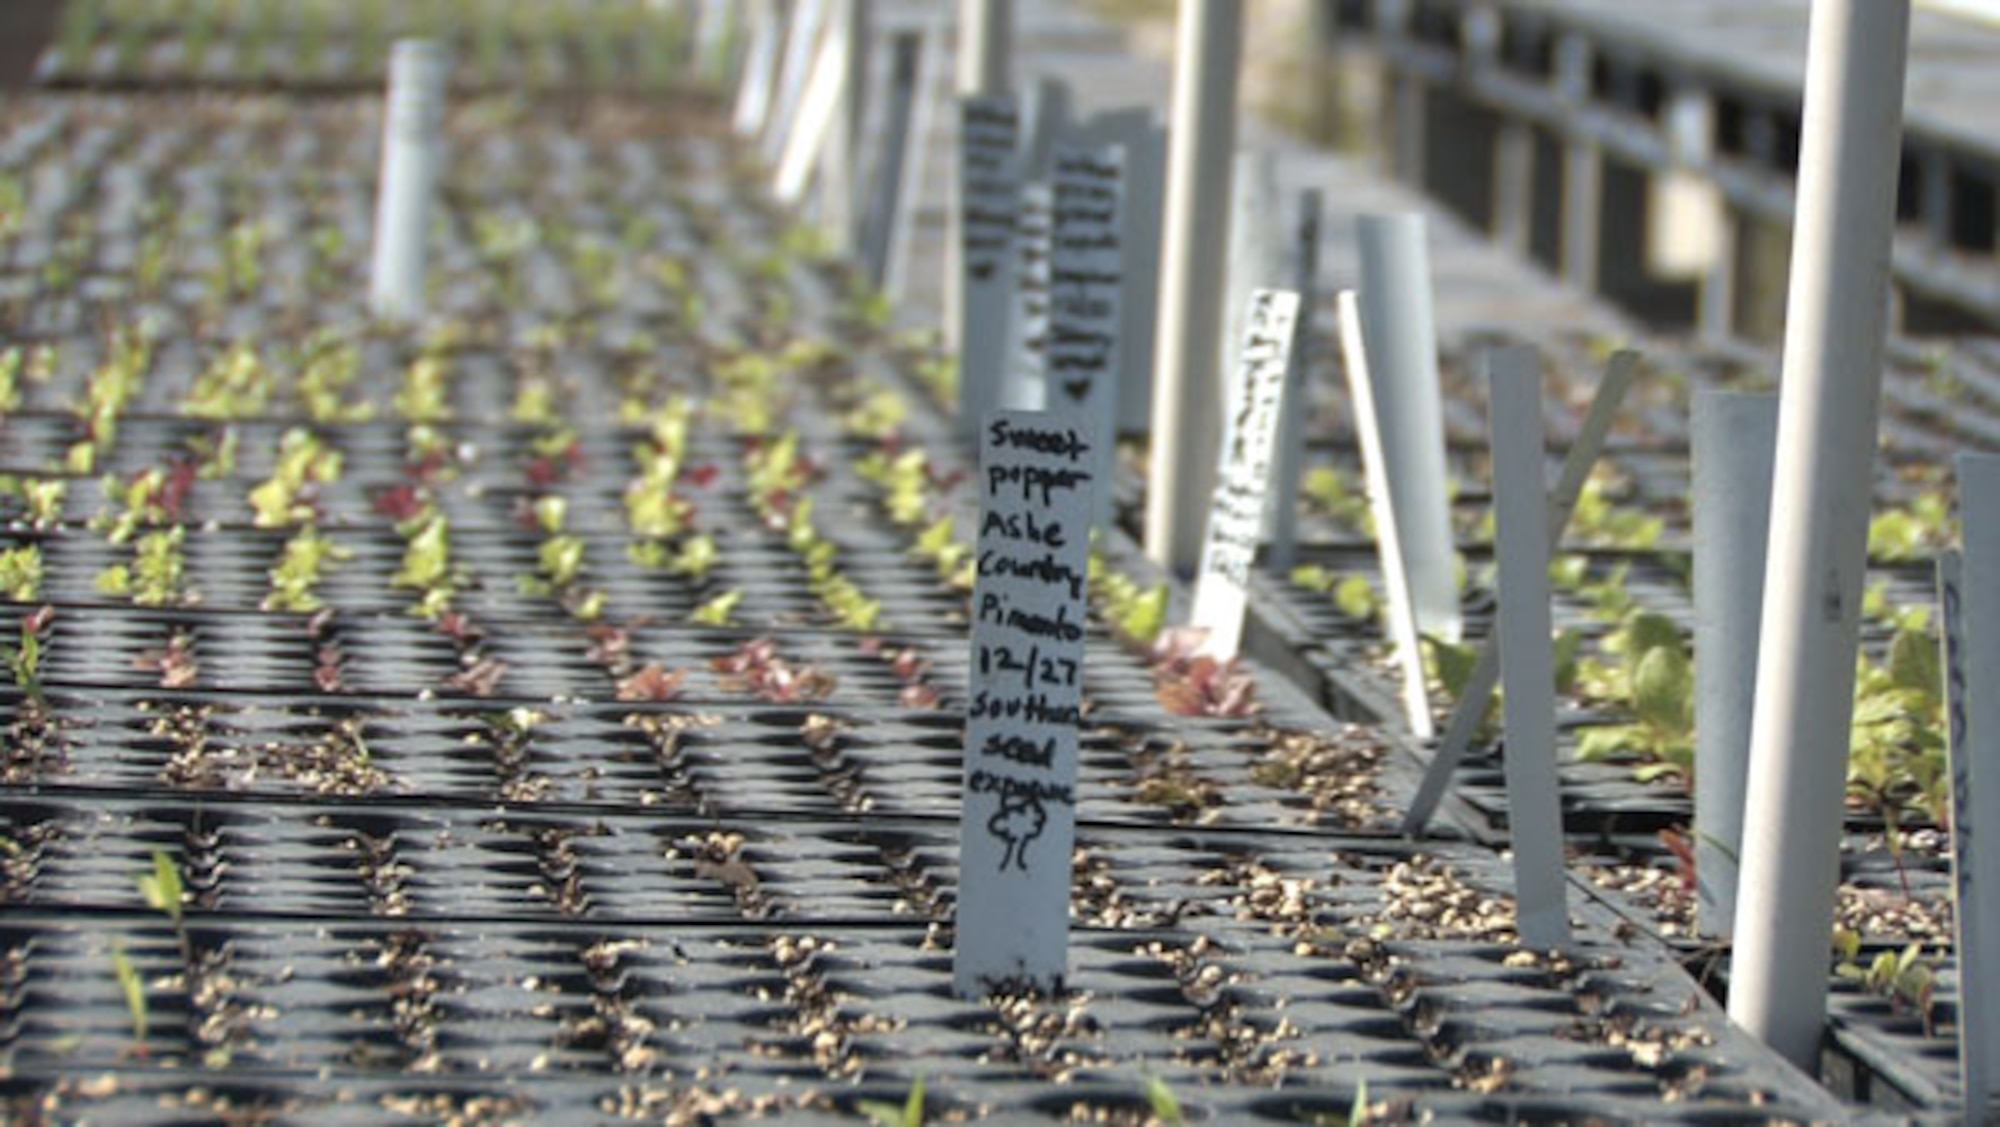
[111,940,148,1050]
[0,545,43,602]
[1835,931,1937,1033]
[690,589,744,627]
[1143,1075,1185,1126]
[857,1075,926,1127]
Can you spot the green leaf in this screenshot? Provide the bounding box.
[111,940,147,1045]
[137,850,183,923]
[1613,611,1682,663]
[858,1073,926,1127]
[1425,636,1479,700]
[1334,575,1379,621]
[1348,1077,1370,1127]
[1143,1076,1184,1127]
[1575,724,1643,763]
[1552,628,1584,697]
[690,589,743,626]
[1632,645,1694,734]
[1887,624,1941,700]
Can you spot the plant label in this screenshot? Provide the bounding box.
[1690,391,1778,938]
[1355,213,1460,643]
[1938,550,1994,1119]
[760,0,829,166]
[1335,290,1432,739]
[1266,187,1322,572]
[370,39,448,323]
[774,15,847,203]
[1949,448,2000,1118]
[1189,289,1300,661]
[956,410,1097,1000]
[1048,143,1124,528]
[956,96,1020,437]
[1485,344,1570,950]
[732,0,783,136]
[1002,181,1052,411]
[871,21,939,300]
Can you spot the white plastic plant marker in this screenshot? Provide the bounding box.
[1950,450,2000,1122]
[879,19,941,301]
[1354,213,1461,642]
[1483,344,1570,951]
[1690,391,1778,938]
[1335,290,1432,740]
[1146,0,1242,575]
[1190,289,1301,661]
[731,0,783,137]
[1046,143,1124,529]
[1729,0,1910,1070]
[818,0,871,255]
[369,39,448,324]
[1002,181,1053,411]
[956,410,1097,999]
[1018,76,1073,176]
[773,19,847,204]
[1222,151,1283,406]
[957,0,1013,96]
[955,96,1021,438]
[1402,351,1637,835]
[761,0,830,166]
[1938,550,1993,1126]
[1266,188,1322,573]
[1069,110,1162,439]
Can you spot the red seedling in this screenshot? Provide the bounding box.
[372,484,428,522]
[616,664,687,702]
[434,612,484,646]
[445,656,508,697]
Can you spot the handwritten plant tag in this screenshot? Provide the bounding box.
[958,96,1021,436]
[1048,143,1124,526]
[955,411,1097,999]
[1189,289,1301,660]
[1004,181,1053,410]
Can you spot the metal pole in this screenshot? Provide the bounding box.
[1690,391,1777,938]
[369,39,447,324]
[1354,214,1460,642]
[1728,0,1911,1070]
[957,0,1011,96]
[1145,0,1243,575]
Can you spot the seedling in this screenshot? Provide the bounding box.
[0,545,43,601]
[111,940,148,1051]
[690,589,743,627]
[1090,555,1168,651]
[1834,931,1937,1033]
[4,606,51,704]
[857,1075,927,1126]
[1572,611,1694,784]
[1142,1075,1185,1126]
[1292,564,1379,621]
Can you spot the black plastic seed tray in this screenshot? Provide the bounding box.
[0,824,1849,1122]
[0,681,1412,836]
